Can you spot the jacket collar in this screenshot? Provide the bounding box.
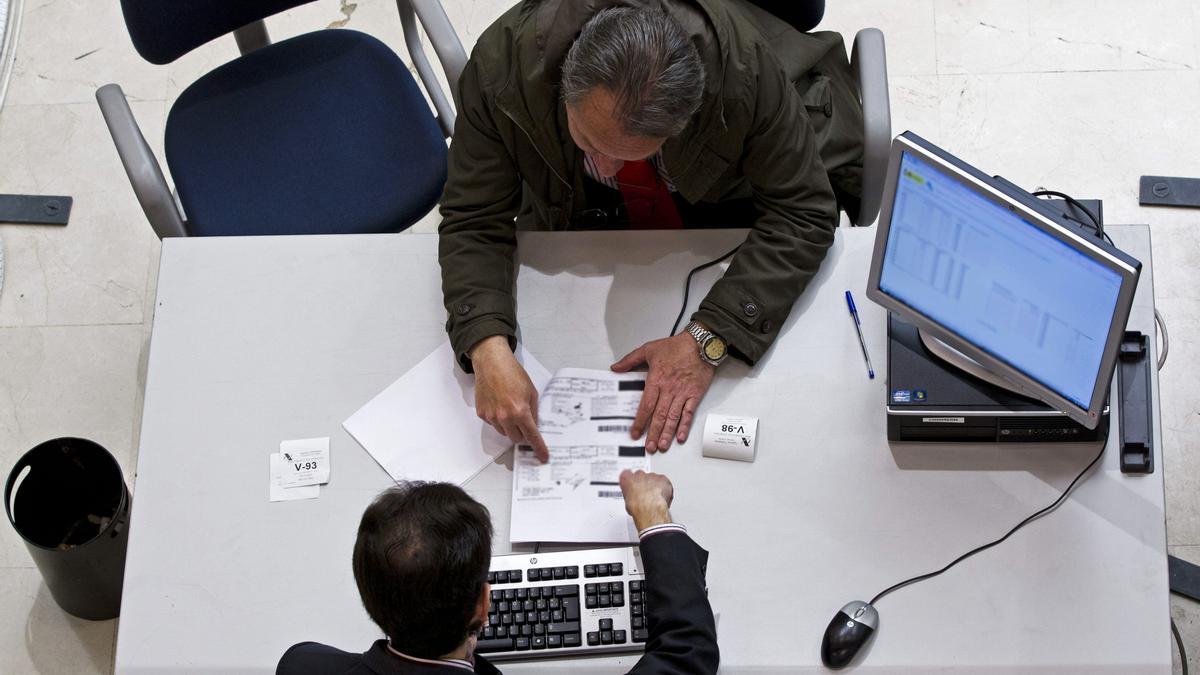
[361,640,479,674]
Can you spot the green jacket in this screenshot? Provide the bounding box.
[439,0,864,370]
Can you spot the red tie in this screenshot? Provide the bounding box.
[615,160,683,229]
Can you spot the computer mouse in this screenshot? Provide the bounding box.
[820,600,878,669]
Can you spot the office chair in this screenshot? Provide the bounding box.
[744,0,891,227]
[96,0,466,238]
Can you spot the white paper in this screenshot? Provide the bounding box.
[510,368,649,543]
[277,437,330,487]
[269,454,320,502]
[701,414,759,462]
[343,341,552,485]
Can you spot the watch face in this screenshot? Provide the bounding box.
[703,336,727,361]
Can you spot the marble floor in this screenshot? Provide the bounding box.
[0,0,1197,672]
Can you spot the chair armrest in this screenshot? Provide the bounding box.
[95,84,187,238]
[396,0,467,137]
[851,27,891,227]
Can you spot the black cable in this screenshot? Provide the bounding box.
[1173,617,1189,675]
[869,444,1105,606]
[670,246,741,336]
[1031,189,1112,244]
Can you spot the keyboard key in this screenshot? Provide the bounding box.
[632,629,649,643]
[612,595,625,607]
[563,597,580,620]
[614,629,627,644]
[536,598,548,611]
[566,566,579,578]
[555,585,579,597]
[504,589,516,601]
[596,564,609,576]
[526,612,539,624]
[539,611,550,623]
[553,567,566,579]
[533,623,545,635]
[549,598,561,610]
[584,565,597,577]
[516,588,529,600]
[497,601,509,613]
[491,589,502,602]
[502,614,513,626]
[523,600,535,612]
[585,595,597,609]
[513,612,524,625]
[495,570,508,583]
[600,630,613,645]
[547,621,580,634]
[630,580,642,592]
[587,631,600,646]
[532,635,546,649]
[495,625,508,638]
[563,633,582,647]
[488,612,499,625]
[542,586,556,599]
[510,570,522,583]
[610,563,623,575]
[598,594,611,607]
[630,592,642,604]
[521,624,533,637]
[527,568,539,581]
[515,637,531,650]
[548,635,563,648]
[552,610,564,622]
[599,618,613,631]
[585,583,597,595]
[632,617,644,630]
[610,581,624,594]
[475,638,514,653]
[487,572,496,584]
[483,626,495,639]
[631,605,643,617]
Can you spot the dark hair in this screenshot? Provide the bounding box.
[353,482,493,657]
[561,7,705,138]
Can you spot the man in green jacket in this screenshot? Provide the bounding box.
[440,0,863,461]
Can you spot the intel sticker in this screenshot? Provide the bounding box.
[891,389,912,403]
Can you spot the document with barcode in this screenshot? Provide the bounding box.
[510,368,649,543]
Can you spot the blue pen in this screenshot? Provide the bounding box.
[844,291,875,379]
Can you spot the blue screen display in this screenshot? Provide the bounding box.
[880,152,1123,409]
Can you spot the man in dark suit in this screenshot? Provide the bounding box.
[278,470,718,674]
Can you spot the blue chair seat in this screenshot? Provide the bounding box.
[165,29,447,236]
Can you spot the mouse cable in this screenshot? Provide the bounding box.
[669,245,742,337]
[869,443,1105,606]
[1173,616,1189,675]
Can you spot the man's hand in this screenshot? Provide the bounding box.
[619,469,674,532]
[470,335,550,462]
[612,332,715,453]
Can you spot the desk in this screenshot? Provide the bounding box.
[115,227,1169,673]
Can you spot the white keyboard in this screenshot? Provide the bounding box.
[478,546,648,661]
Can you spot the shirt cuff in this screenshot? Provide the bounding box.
[638,523,687,541]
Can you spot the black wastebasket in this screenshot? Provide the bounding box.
[5,437,131,620]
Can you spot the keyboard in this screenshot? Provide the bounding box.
[478,546,647,661]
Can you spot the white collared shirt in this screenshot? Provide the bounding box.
[386,643,475,672]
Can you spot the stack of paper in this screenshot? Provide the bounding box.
[344,342,551,485]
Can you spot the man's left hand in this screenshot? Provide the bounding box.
[611,332,715,453]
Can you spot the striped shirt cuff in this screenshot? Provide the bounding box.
[638,523,687,540]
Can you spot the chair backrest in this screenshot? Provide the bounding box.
[741,0,825,33]
[120,0,317,64]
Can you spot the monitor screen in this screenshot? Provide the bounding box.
[878,151,1124,410]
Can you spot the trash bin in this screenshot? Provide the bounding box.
[5,437,131,620]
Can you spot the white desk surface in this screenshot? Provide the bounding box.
[115,227,1169,674]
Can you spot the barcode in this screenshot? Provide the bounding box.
[598,491,623,498]
[598,425,631,433]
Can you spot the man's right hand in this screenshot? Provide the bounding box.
[619,469,674,532]
[470,335,550,462]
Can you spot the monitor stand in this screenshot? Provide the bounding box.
[916,329,1028,398]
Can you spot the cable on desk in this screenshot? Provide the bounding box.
[1173,616,1189,675]
[1031,189,1109,243]
[868,444,1105,606]
[1156,309,1169,371]
[670,245,742,337]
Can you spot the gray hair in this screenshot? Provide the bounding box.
[561,7,705,138]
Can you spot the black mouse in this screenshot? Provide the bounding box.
[820,600,879,669]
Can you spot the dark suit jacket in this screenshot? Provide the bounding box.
[278,531,718,674]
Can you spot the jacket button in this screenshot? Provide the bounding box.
[456,304,472,316]
[742,302,759,318]
[760,320,773,334]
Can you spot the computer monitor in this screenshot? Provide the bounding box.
[866,132,1141,430]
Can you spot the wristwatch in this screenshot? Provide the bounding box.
[685,321,728,367]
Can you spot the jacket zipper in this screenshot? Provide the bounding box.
[499,108,573,194]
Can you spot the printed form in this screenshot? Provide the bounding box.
[510,368,649,543]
